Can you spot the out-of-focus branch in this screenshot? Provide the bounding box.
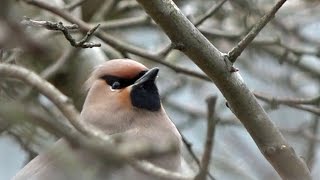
[193,0,228,27]
[40,47,79,80]
[130,160,192,180]
[135,0,311,179]
[98,15,151,30]
[228,0,287,63]
[90,0,119,21]
[281,125,320,143]
[254,92,320,106]
[116,0,140,13]
[0,18,47,55]
[64,0,87,11]
[21,17,101,48]
[305,116,319,170]
[0,63,103,139]
[253,38,320,57]
[200,28,242,40]
[196,96,218,180]
[158,0,228,57]
[6,130,38,163]
[202,30,320,81]
[254,92,320,115]
[22,0,210,81]
[261,46,320,80]
[0,100,171,163]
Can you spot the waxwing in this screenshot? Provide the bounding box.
[13,59,182,180]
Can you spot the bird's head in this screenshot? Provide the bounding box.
[83,59,161,112]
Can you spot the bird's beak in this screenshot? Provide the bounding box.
[134,67,159,86]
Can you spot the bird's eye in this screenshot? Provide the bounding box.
[111,81,121,89]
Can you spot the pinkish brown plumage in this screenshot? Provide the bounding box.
[13,59,182,180]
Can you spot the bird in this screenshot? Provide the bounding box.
[13,59,182,180]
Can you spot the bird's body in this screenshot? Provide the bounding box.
[13,59,182,180]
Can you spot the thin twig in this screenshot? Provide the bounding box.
[252,38,320,57]
[254,92,320,106]
[196,96,218,180]
[40,47,79,79]
[181,134,201,167]
[6,131,38,163]
[194,0,228,26]
[254,92,320,115]
[305,116,319,170]
[64,0,87,11]
[130,160,192,180]
[98,15,151,30]
[21,17,101,48]
[158,0,227,57]
[228,0,287,63]
[90,0,119,21]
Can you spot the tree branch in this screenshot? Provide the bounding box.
[64,0,87,11]
[135,0,311,179]
[22,0,210,81]
[196,96,218,180]
[21,17,101,48]
[254,92,320,115]
[228,0,287,63]
[193,0,228,27]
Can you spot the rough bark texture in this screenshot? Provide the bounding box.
[136,0,311,179]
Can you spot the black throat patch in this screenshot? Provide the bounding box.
[130,81,161,111]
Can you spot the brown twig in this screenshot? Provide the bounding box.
[98,15,151,30]
[21,17,101,48]
[130,160,192,180]
[254,92,320,115]
[116,0,140,13]
[90,0,120,21]
[180,134,216,180]
[158,0,228,57]
[200,28,242,40]
[305,116,319,170]
[64,0,87,11]
[40,47,79,80]
[254,92,320,105]
[228,0,287,63]
[252,38,320,57]
[196,96,218,180]
[261,46,320,81]
[193,0,228,27]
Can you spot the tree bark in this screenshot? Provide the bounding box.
[136,0,311,179]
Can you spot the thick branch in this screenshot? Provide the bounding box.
[135,0,311,179]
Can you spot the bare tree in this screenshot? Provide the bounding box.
[0,0,319,179]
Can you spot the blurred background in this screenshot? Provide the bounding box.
[0,0,319,179]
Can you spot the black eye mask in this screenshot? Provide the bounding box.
[111,81,121,89]
[100,70,147,89]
